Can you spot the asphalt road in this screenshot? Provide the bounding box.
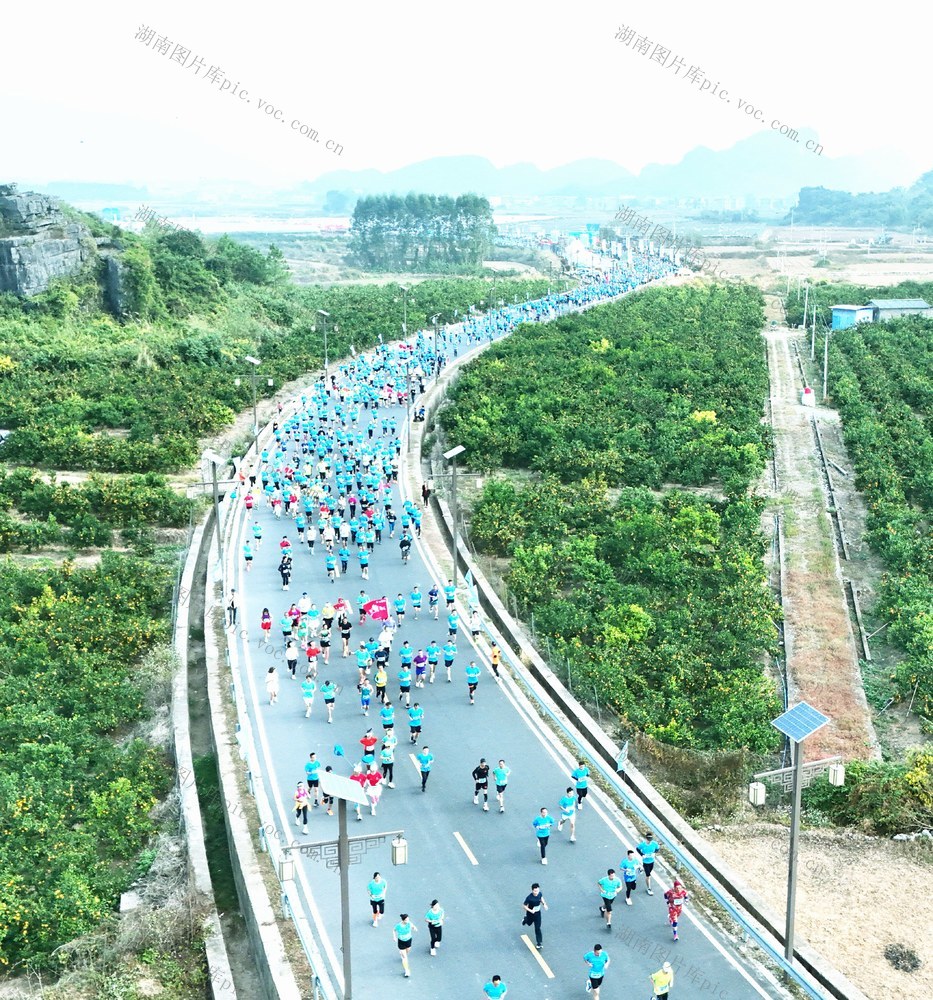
[226,287,791,1000]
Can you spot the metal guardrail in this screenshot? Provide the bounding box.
[214,421,339,1000]
[403,285,836,999]
[461,573,825,999]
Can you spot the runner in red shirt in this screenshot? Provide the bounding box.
[360,729,378,762]
[663,879,688,941]
[305,641,321,675]
[363,763,384,815]
[350,764,368,821]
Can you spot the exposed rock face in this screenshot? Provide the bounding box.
[103,254,129,316]
[0,183,94,296]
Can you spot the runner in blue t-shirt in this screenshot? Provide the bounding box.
[465,660,481,705]
[493,759,510,813]
[571,761,590,809]
[557,786,577,842]
[596,869,622,928]
[416,747,434,791]
[619,849,640,904]
[636,832,660,895]
[367,872,387,927]
[319,679,337,723]
[397,665,412,707]
[426,640,441,683]
[304,752,321,806]
[301,675,316,718]
[393,914,417,978]
[533,807,554,864]
[407,703,424,744]
[483,976,508,998]
[584,945,610,998]
[442,640,457,682]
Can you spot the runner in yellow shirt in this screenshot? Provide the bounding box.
[490,641,502,681]
[649,961,674,996]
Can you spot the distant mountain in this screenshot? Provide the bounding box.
[301,134,921,202]
[31,135,927,217]
[295,156,638,199]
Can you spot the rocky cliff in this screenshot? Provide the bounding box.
[0,183,94,296]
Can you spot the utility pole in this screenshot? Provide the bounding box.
[244,355,261,448]
[444,445,466,590]
[316,310,330,388]
[405,356,411,435]
[802,283,809,340]
[822,323,830,400]
[399,285,409,338]
[204,450,226,564]
[811,301,817,362]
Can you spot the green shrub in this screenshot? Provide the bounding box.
[803,759,933,835]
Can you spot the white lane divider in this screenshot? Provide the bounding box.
[453,831,479,866]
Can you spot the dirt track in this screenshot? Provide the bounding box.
[764,324,877,760]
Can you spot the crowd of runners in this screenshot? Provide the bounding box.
[230,253,693,996]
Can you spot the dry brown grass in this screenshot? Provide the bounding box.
[765,328,877,761]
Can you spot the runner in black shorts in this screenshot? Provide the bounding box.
[368,872,387,927]
[321,766,334,815]
[472,757,490,811]
[636,831,659,895]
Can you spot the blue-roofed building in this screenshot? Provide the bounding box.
[865,298,930,322]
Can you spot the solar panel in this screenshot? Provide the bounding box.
[771,703,829,743]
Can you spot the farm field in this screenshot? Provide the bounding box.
[441,283,784,751]
[826,316,933,721]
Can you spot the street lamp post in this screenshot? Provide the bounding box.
[444,444,466,590]
[317,309,331,387]
[244,355,261,446]
[771,702,830,963]
[822,320,830,400]
[398,284,409,338]
[405,355,411,431]
[298,771,407,1000]
[204,449,226,564]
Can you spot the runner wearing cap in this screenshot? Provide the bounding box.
[649,961,674,996]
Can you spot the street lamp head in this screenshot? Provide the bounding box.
[317,309,330,318]
[244,355,261,366]
[443,444,466,461]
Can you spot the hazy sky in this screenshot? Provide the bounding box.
[3,1,929,189]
